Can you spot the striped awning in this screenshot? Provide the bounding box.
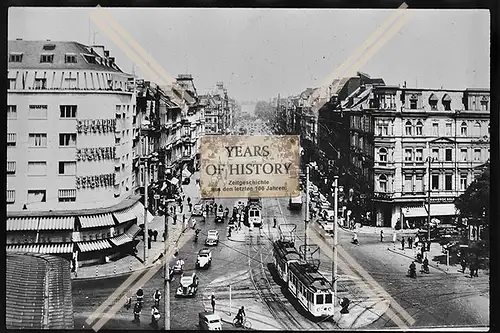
[77,240,112,252]
[129,202,154,225]
[402,206,428,218]
[79,213,115,229]
[113,207,138,224]
[125,224,141,238]
[38,243,73,254]
[7,217,39,231]
[38,216,74,230]
[6,244,40,253]
[109,233,133,246]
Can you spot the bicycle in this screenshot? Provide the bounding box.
[233,317,252,329]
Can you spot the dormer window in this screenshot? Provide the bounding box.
[442,94,451,110]
[428,94,438,110]
[40,54,54,63]
[480,96,489,111]
[42,44,56,51]
[409,94,418,109]
[9,53,23,62]
[65,54,77,63]
[83,54,97,64]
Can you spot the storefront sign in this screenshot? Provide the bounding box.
[200,135,300,198]
[430,197,455,204]
[76,147,116,161]
[77,119,116,134]
[76,173,115,189]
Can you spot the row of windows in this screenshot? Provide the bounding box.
[7,105,78,119]
[6,133,77,148]
[7,161,76,176]
[377,121,489,137]
[6,189,76,204]
[9,52,87,64]
[377,173,473,193]
[377,148,487,163]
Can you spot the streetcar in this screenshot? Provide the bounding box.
[245,204,262,228]
[272,240,301,283]
[287,261,334,318]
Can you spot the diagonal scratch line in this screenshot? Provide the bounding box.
[322,2,408,87]
[93,5,175,85]
[89,11,165,85]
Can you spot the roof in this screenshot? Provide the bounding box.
[6,253,74,329]
[8,40,124,73]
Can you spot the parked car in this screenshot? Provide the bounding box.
[192,204,204,216]
[205,230,219,246]
[173,259,185,274]
[176,273,199,297]
[199,311,222,331]
[196,248,212,269]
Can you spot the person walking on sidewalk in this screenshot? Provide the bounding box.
[153,289,161,308]
[162,231,166,242]
[469,261,475,278]
[380,230,384,242]
[211,293,216,313]
[153,230,158,242]
[125,296,132,311]
[132,302,142,325]
[401,237,405,250]
[460,257,467,273]
[150,305,160,329]
[408,236,413,249]
[173,214,177,225]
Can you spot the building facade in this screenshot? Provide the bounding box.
[199,81,233,135]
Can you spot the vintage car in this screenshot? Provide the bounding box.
[205,230,219,246]
[192,204,204,216]
[196,248,212,269]
[199,312,222,331]
[173,259,185,274]
[176,273,199,297]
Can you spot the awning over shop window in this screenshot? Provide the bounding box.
[402,206,428,218]
[167,177,179,186]
[182,169,192,178]
[79,213,116,229]
[7,217,39,231]
[77,240,112,252]
[6,244,40,253]
[113,208,138,224]
[125,224,141,239]
[38,243,73,254]
[430,204,458,216]
[109,233,134,246]
[38,216,74,230]
[131,202,154,225]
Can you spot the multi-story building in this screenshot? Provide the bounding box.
[7,39,150,266]
[200,81,233,135]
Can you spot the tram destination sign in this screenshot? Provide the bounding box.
[200,135,300,198]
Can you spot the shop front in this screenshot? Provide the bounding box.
[401,202,458,230]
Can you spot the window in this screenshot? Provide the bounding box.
[7,190,15,204]
[379,174,387,192]
[325,294,333,304]
[415,149,423,162]
[480,98,488,111]
[442,94,451,110]
[58,161,76,175]
[29,105,48,119]
[7,133,16,147]
[58,189,76,202]
[461,149,467,161]
[83,54,96,64]
[445,149,452,162]
[9,53,23,62]
[460,122,468,136]
[432,148,439,160]
[59,133,77,147]
[410,97,417,109]
[429,95,438,110]
[415,121,423,135]
[7,161,16,175]
[431,174,439,190]
[8,105,17,119]
[316,294,324,305]
[34,78,47,89]
[65,54,77,63]
[460,174,468,191]
[404,175,412,192]
[40,54,54,63]
[473,122,481,137]
[379,148,388,162]
[415,175,423,192]
[474,149,481,161]
[28,161,47,176]
[445,174,453,191]
[60,105,77,118]
[42,44,56,51]
[29,133,47,147]
[404,149,413,161]
[405,121,412,136]
[9,78,16,89]
[27,189,46,203]
[445,123,452,136]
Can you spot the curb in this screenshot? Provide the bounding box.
[386,247,454,275]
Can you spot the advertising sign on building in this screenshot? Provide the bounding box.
[200,135,300,198]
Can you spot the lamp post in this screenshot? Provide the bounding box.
[163,210,170,330]
[426,156,434,251]
[332,176,339,317]
[141,118,151,262]
[305,164,310,253]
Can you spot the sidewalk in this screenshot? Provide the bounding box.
[73,172,200,280]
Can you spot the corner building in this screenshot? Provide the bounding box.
[7,40,151,266]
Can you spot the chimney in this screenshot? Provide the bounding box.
[109,57,115,64]
[104,50,110,57]
[403,81,407,88]
[46,39,51,41]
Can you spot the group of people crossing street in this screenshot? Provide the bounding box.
[126,288,162,329]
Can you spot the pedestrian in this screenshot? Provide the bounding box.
[182,214,186,224]
[188,202,193,212]
[153,289,162,308]
[469,261,475,278]
[153,230,158,242]
[473,257,480,277]
[187,197,191,204]
[206,204,210,214]
[174,246,179,258]
[401,237,405,250]
[179,202,184,213]
[211,293,216,313]
[125,296,132,311]
[132,302,141,325]
[380,230,384,242]
[162,231,166,242]
[460,257,467,273]
[392,230,397,243]
[151,306,160,329]
[408,236,413,249]
[427,240,431,252]
[273,218,277,228]
[136,288,144,304]
[173,214,177,225]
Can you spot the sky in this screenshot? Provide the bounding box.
[8,7,490,103]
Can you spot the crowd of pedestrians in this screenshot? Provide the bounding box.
[126,288,163,329]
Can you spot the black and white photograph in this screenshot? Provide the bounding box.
[6,5,490,331]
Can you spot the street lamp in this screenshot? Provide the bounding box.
[140,118,151,262]
[426,156,435,251]
[332,176,339,318]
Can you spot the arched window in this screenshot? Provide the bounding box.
[379,174,387,192]
[460,122,468,136]
[429,94,438,110]
[405,120,413,136]
[474,122,481,137]
[379,148,388,162]
[416,121,423,135]
[442,94,452,111]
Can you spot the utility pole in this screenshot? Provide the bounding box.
[143,134,149,262]
[304,164,310,255]
[332,176,339,316]
[427,157,432,250]
[163,214,170,330]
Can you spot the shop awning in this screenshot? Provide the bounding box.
[38,243,73,254]
[161,182,168,192]
[182,168,192,178]
[113,208,138,224]
[38,216,74,230]
[6,244,40,253]
[430,204,458,216]
[402,206,428,218]
[167,177,179,186]
[109,233,134,246]
[77,240,112,252]
[130,202,154,224]
[7,217,39,231]
[125,224,141,238]
[79,213,115,229]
